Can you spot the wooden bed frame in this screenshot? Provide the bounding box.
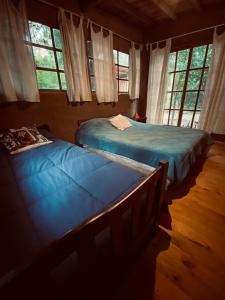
[0,127,168,298]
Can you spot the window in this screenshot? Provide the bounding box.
[163,44,213,128]
[29,21,67,90]
[113,50,129,93]
[87,41,129,93]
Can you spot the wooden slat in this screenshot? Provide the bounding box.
[152,0,176,20]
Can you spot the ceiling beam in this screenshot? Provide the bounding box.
[112,0,153,27]
[79,0,105,12]
[152,0,176,20]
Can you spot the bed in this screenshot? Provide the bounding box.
[76,117,212,184]
[0,128,167,297]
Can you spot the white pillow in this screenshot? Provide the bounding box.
[110,114,132,131]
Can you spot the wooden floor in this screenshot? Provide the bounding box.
[110,142,225,300]
[61,142,225,300]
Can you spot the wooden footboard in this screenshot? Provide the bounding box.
[1,161,168,297]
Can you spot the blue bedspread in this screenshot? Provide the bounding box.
[0,133,144,279]
[76,118,212,184]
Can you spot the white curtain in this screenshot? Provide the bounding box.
[0,0,39,102]
[90,24,118,103]
[199,30,225,134]
[146,39,171,124]
[129,42,141,100]
[59,9,92,102]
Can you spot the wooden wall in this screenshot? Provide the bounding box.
[0,0,142,143]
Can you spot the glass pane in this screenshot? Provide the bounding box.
[167,73,174,91]
[53,29,62,49]
[119,80,128,93]
[89,59,94,76]
[90,76,96,91]
[169,110,179,126]
[197,91,204,110]
[201,69,208,90]
[176,49,189,71]
[191,45,207,68]
[168,52,176,72]
[29,21,52,47]
[171,92,182,109]
[113,50,118,64]
[193,111,200,129]
[184,92,198,110]
[118,66,129,80]
[33,47,56,69]
[163,110,169,125]
[36,70,59,89]
[60,73,67,90]
[206,44,213,67]
[187,69,202,90]
[164,93,171,109]
[118,52,129,67]
[56,51,64,70]
[87,41,93,58]
[174,71,186,91]
[181,111,194,127]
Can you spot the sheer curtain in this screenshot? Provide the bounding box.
[90,24,118,103]
[0,0,39,102]
[199,30,225,134]
[146,39,171,124]
[59,9,92,102]
[129,42,141,100]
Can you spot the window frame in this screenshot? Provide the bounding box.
[114,49,129,94]
[164,44,212,128]
[28,21,66,91]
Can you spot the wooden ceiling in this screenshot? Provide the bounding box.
[79,0,224,30]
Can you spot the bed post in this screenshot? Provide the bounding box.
[157,160,168,217]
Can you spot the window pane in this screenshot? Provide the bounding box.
[118,52,129,67]
[193,111,200,129]
[201,69,208,90]
[90,76,96,91]
[113,50,118,64]
[33,47,56,69]
[163,110,169,125]
[89,59,94,76]
[191,45,206,68]
[119,80,128,93]
[36,70,59,89]
[197,91,204,110]
[187,69,202,90]
[206,44,213,67]
[118,66,129,80]
[53,29,62,49]
[167,73,174,91]
[184,92,198,110]
[174,71,186,91]
[181,111,194,127]
[168,52,176,72]
[176,49,189,71]
[29,21,52,47]
[60,73,67,90]
[171,92,182,109]
[87,41,93,58]
[169,110,179,126]
[164,93,171,109]
[56,51,64,70]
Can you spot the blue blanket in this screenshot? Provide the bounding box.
[0,133,144,279]
[76,118,212,184]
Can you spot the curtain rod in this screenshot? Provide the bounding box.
[34,0,137,45]
[147,22,225,46]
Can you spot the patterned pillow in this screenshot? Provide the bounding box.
[0,126,52,154]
